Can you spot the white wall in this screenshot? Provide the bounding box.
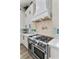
[52,0,59,27]
[20,10,26,29]
[49,47,59,59]
[52,0,59,38]
[46,0,52,16]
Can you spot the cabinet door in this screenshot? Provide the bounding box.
[25,3,34,16]
[22,35,28,49]
[24,36,28,49]
[20,34,24,44]
[50,47,59,59]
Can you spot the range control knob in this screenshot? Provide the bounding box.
[38,42,41,46]
[38,42,40,45]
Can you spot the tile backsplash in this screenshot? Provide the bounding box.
[32,20,53,37]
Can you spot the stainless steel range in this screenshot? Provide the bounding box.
[28,34,53,59]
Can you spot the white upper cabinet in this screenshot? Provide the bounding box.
[31,10,50,21]
[25,1,36,24]
[35,0,47,15]
[25,3,34,17]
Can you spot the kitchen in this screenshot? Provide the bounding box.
[20,0,59,59]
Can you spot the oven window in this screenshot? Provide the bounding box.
[34,47,44,59]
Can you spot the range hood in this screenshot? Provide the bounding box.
[35,0,47,15]
[32,0,51,21]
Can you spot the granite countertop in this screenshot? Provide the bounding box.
[23,33,35,37]
[22,33,59,48]
[48,38,59,48]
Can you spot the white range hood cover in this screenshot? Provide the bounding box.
[35,0,47,15]
[32,11,50,21]
[32,0,50,21]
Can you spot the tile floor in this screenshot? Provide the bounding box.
[20,44,33,59]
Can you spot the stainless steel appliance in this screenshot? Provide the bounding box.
[28,34,53,59]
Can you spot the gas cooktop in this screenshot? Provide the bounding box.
[28,34,53,43]
[35,36,53,43]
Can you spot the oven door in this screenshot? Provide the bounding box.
[33,46,46,59]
